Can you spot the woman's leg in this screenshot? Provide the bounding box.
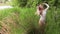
[39,20,46,34]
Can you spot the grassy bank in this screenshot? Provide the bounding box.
[0,7,60,34]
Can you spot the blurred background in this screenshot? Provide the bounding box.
[0,0,60,34]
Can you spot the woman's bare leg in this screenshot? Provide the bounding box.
[39,20,45,34]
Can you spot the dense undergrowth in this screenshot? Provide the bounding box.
[0,7,60,34]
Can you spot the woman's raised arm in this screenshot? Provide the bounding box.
[43,3,49,10]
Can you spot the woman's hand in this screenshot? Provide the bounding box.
[43,3,49,7]
[43,3,49,10]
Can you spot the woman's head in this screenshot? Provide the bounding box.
[38,4,44,11]
[38,2,48,9]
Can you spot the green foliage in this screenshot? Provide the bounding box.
[11,0,60,8]
[11,0,19,6]
[0,7,39,34]
[0,0,60,34]
[26,0,38,7]
[0,7,60,34]
[11,0,27,7]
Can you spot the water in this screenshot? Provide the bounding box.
[0,6,13,9]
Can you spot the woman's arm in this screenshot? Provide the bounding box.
[35,6,39,15]
[35,6,42,16]
[43,3,49,10]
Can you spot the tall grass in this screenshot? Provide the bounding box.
[0,7,60,34]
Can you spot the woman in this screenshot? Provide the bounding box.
[35,3,49,34]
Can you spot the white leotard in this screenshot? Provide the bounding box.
[40,3,49,21]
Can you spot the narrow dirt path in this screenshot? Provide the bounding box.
[0,21,11,34]
[0,12,19,34]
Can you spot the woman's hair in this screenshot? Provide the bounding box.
[43,4,47,9]
[43,1,48,9]
[37,2,48,9]
[38,3,47,9]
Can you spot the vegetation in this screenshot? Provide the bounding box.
[0,0,60,34]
